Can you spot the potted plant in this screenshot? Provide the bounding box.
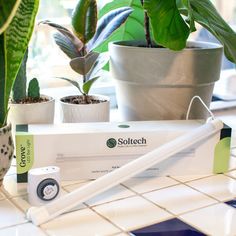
[41,0,133,123]
[0,0,39,185]
[100,0,236,121]
[8,49,55,126]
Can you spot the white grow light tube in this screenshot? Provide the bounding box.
[27,118,223,226]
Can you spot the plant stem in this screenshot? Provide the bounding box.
[140,0,152,48]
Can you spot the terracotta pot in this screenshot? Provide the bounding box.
[0,124,14,186]
[60,94,110,123]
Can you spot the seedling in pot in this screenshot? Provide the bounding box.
[40,0,133,104]
[12,49,46,104]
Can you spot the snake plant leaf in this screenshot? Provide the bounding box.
[143,0,190,50]
[72,0,97,44]
[187,0,236,63]
[40,20,83,54]
[0,0,21,34]
[53,32,83,59]
[87,7,133,52]
[83,76,99,95]
[56,77,83,95]
[86,52,110,80]
[0,0,39,126]
[94,0,145,53]
[28,78,40,99]
[12,49,28,102]
[69,51,99,75]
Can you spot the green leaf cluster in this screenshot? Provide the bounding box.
[0,0,39,127]
[98,0,236,64]
[41,0,133,98]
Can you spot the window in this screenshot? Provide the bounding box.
[28,0,236,98]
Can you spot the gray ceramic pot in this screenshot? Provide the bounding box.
[0,124,14,186]
[109,41,223,121]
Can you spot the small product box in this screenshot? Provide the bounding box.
[15,120,232,182]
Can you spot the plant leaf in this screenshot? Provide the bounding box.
[56,77,83,95]
[69,51,99,75]
[28,78,40,99]
[0,0,21,34]
[53,32,82,59]
[40,20,83,54]
[72,0,97,44]
[187,0,236,63]
[143,0,190,50]
[12,49,28,102]
[83,76,99,95]
[0,0,39,126]
[94,0,145,53]
[87,6,133,51]
[86,52,110,80]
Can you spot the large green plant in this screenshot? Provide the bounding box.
[0,0,39,127]
[98,0,236,64]
[41,0,132,103]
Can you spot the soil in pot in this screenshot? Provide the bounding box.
[11,96,49,104]
[61,95,107,105]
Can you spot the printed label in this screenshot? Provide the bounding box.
[16,133,34,174]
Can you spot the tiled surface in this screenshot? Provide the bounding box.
[0,199,26,229]
[122,176,178,194]
[41,207,121,236]
[94,196,171,231]
[0,223,47,236]
[187,174,236,201]
[131,218,206,235]
[0,190,6,200]
[143,184,217,215]
[1,169,236,235]
[226,169,236,179]
[180,203,236,236]
[64,182,135,206]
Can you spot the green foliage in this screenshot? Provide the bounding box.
[144,0,190,50]
[72,0,97,44]
[95,0,145,53]
[0,0,21,34]
[0,0,39,127]
[41,0,132,99]
[186,0,236,63]
[12,49,28,102]
[98,0,236,63]
[28,78,40,99]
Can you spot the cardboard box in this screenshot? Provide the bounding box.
[15,120,231,182]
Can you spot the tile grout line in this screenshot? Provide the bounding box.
[86,202,125,235]
[120,183,220,235]
[168,175,225,202]
[120,183,177,218]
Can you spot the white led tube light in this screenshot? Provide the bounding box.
[27,119,223,226]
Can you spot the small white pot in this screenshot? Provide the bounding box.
[60,95,110,123]
[8,95,55,126]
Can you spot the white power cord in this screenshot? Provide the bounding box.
[186,95,215,120]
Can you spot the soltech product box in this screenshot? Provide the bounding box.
[15,120,231,182]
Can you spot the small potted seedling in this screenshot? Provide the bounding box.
[8,50,55,126]
[41,0,132,122]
